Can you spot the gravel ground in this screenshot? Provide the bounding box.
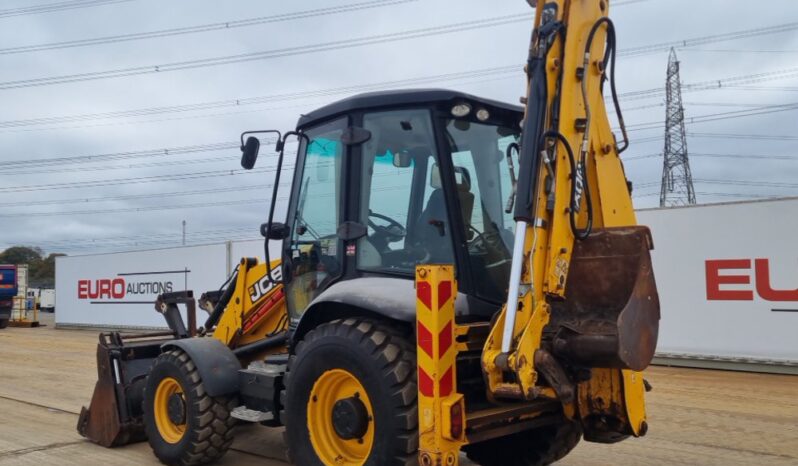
[0,313,795,466]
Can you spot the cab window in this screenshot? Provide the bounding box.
[357,109,455,274]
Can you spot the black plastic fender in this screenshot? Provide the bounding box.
[161,338,241,397]
[291,276,494,343]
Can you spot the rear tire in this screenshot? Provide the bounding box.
[284,318,418,466]
[464,420,582,466]
[0,319,8,329]
[142,349,237,466]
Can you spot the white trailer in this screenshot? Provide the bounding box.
[39,289,55,312]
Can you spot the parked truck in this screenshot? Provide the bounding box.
[0,265,18,328]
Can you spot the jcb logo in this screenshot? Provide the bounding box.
[248,266,283,303]
[706,259,798,302]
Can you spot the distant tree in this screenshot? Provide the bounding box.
[0,246,43,265]
[0,246,65,288]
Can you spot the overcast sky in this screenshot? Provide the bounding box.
[0,0,796,255]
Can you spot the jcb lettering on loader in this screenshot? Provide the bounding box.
[78,1,660,465]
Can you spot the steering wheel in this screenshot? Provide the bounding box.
[368,211,407,239]
[467,225,505,254]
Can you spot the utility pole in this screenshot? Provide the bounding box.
[660,48,696,207]
[182,220,186,246]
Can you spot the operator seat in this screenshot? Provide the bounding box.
[415,165,474,262]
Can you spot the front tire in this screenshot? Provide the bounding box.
[284,318,418,466]
[464,420,582,466]
[142,349,237,466]
[0,319,8,329]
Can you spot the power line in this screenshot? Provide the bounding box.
[0,225,260,248]
[0,14,533,91]
[2,13,792,91]
[694,178,798,189]
[4,61,796,135]
[0,0,415,55]
[0,0,133,19]
[618,67,798,101]
[0,183,272,207]
[624,101,798,132]
[0,153,244,175]
[724,85,798,92]
[0,166,276,193]
[0,66,521,130]
[625,152,798,162]
[691,153,798,161]
[0,196,281,218]
[0,141,240,169]
[0,0,655,55]
[619,22,798,57]
[678,48,798,54]
[637,178,798,191]
[688,132,798,141]
[633,191,781,200]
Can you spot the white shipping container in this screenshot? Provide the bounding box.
[638,197,798,366]
[56,243,228,329]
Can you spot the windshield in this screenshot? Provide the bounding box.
[444,118,520,302]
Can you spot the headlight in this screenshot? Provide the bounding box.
[451,103,472,117]
[476,108,490,121]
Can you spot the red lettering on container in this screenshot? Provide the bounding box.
[112,278,125,299]
[78,280,89,299]
[706,259,753,301]
[754,259,798,301]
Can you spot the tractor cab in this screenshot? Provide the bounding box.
[243,89,524,329]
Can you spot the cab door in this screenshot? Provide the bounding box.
[283,118,347,318]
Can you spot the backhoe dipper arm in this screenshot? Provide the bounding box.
[482,0,659,440]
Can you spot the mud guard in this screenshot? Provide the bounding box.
[161,338,241,397]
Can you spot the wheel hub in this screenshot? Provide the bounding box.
[167,392,186,425]
[307,369,375,463]
[331,395,369,440]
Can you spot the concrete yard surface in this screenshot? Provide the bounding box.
[0,314,796,465]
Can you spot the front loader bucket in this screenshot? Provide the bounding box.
[549,226,660,371]
[77,332,172,447]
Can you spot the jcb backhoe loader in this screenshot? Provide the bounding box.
[78,1,659,464]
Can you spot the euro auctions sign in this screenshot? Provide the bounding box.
[706,259,798,309]
[56,244,229,328]
[77,277,174,301]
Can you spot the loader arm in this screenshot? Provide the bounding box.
[481,0,659,438]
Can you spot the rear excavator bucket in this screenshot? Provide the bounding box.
[77,292,195,447]
[549,226,660,371]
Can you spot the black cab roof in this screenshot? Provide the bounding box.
[296,88,523,129]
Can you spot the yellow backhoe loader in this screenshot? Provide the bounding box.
[78,1,660,464]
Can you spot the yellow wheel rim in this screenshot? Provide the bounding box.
[153,377,187,444]
[307,369,375,466]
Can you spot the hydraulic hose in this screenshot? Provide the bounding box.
[541,130,592,240]
[585,17,628,153]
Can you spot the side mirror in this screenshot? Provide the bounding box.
[261,222,290,240]
[240,136,260,170]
